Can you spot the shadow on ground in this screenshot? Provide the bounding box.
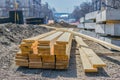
[85,68,109,77]
[102,55,120,65]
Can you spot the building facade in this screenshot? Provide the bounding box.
[92,0,120,11]
[0,0,41,18]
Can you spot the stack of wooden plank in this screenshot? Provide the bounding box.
[29,54,42,68]
[15,41,38,67]
[15,29,73,69]
[54,28,74,69]
[15,51,28,67]
[15,31,57,68]
[38,31,63,69]
[75,36,106,72]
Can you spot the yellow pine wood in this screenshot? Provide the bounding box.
[79,48,98,72]
[16,62,28,67]
[56,28,74,44]
[40,31,63,42]
[29,62,42,68]
[23,31,56,42]
[75,36,88,47]
[75,36,106,68]
[82,47,106,67]
[42,55,55,63]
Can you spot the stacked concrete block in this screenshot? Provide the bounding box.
[78,17,85,29]
[84,11,98,30]
[95,7,120,46]
[77,24,85,29]
[95,24,105,34]
[96,9,120,23]
[105,37,120,46]
[85,11,98,20]
[85,23,96,30]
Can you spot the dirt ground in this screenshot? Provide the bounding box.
[0,23,120,80]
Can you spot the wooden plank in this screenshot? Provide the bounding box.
[29,59,41,62]
[56,65,68,69]
[40,25,120,51]
[23,31,56,42]
[15,59,28,63]
[29,54,41,59]
[56,28,74,44]
[78,48,98,72]
[39,32,63,43]
[75,36,106,67]
[16,51,28,57]
[15,56,28,59]
[29,62,42,68]
[16,63,28,67]
[56,55,69,61]
[54,31,73,55]
[42,63,55,69]
[15,58,29,67]
[56,61,69,69]
[75,36,88,47]
[82,47,106,67]
[42,55,55,63]
[20,42,33,47]
[38,31,63,55]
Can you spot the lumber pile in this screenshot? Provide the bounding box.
[15,31,57,67]
[15,29,73,69]
[38,31,63,69]
[75,36,106,72]
[55,28,74,69]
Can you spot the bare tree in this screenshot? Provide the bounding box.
[71,1,92,21]
[101,0,120,9]
[40,2,54,19]
[110,0,120,9]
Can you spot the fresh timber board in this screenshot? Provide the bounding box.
[56,28,74,44]
[23,31,56,43]
[38,31,63,55]
[54,29,73,69]
[79,48,98,72]
[75,36,106,68]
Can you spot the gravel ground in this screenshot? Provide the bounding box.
[0,24,120,80]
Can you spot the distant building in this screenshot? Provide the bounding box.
[0,0,41,18]
[92,0,120,11]
[92,0,101,11]
[54,13,70,23]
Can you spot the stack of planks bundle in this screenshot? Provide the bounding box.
[54,28,74,69]
[75,36,106,72]
[38,31,63,69]
[15,31,57,68]
[15,29,73,69]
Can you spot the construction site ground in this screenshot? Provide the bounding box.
[0,23,120,80]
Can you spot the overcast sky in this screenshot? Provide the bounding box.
[42,0,91,13]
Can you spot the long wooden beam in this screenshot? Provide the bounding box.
[23,31,56,42]
[79,48,98,72]
[56,28,74,44]
[75,36,106,67]
[40,25,120,51]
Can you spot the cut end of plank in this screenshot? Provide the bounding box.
[85,68,98,73]
[93,64,106,68]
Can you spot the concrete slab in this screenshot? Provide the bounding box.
[85,11,98,20]
[96,9,120,23]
